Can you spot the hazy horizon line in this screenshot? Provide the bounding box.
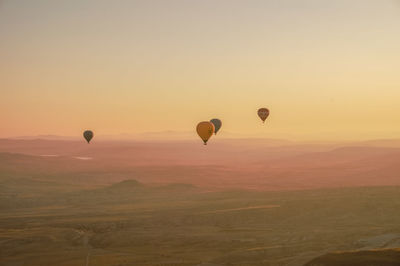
[3,132,400,144]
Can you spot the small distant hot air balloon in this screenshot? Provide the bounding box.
[196,121,215,145]
[257,108,270,123]
[83,130,94,143]
[210,119,222,135]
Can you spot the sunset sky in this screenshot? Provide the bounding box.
[1,0,400,140]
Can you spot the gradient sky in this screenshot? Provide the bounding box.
[1,0,400,140]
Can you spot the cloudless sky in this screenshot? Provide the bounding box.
[1,0,400,140]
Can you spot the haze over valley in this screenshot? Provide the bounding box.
[2,137,400,265]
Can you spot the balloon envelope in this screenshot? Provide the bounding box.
[83,130,94,143]
[257,108,270,123]
[210,119,222,135]
[196,121,215,145]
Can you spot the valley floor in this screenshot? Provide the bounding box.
[2,184,400,266]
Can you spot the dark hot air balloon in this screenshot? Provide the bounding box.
[210,118,222,135]
[83,130,94,143]
[257,108,270,123]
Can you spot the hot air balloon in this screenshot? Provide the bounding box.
[196,121,214,145]
[257,108,270,123]
[210,118,222,135]
[83,130,94,143]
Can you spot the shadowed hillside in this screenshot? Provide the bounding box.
[304,249,400,266]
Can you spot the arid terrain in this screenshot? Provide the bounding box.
[1,138,400,265]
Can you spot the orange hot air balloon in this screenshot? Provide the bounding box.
[257,108,270,123]
[196,121,215,145]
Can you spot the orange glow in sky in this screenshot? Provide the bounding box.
[1,1,400,140]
